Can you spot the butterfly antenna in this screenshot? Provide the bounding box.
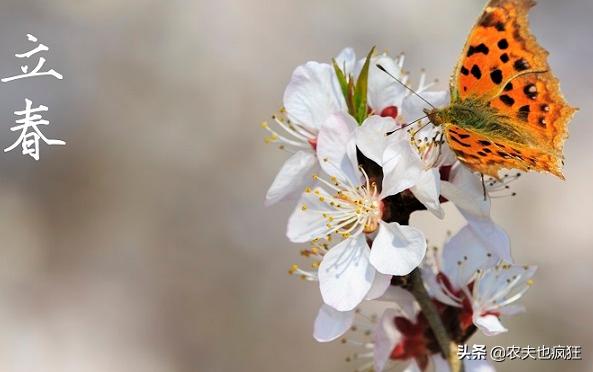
[392,114,430,132]
[376,64,436,109]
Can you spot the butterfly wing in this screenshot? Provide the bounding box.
[443,123,562,179]
[448,0,576,177]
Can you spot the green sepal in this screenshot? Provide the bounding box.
[352,47,375,124]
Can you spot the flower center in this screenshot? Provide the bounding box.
[310,167,383,239]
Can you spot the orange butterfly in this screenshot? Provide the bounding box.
[428,0,576,179]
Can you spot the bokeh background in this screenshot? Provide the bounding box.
[0,0,589,371]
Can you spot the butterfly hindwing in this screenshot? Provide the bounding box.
[443,123,562,179]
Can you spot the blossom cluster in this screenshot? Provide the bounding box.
[262,48,535,372]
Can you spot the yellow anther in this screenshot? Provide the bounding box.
[319,196,325,202]
[311,261,320,269]
[288,264,298,275]
[527,279,534,286]
[305,187,312,193]
[260,121,269,128]
[301,204,308,211]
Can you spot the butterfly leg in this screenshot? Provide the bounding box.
[481,173,487,201]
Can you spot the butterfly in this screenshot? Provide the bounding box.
[427,0,576,179]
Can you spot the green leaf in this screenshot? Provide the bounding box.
[352,46,375,124]
[332,59,349,100]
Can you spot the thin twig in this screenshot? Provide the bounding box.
[409,268,463,372]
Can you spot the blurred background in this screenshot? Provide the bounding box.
[0,0,589,371]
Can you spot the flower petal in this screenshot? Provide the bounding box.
[367,55,406,113]
[286,187,332,243]
[410,168,444,218]
[442,223,500,288]
[464,359,496,372]
[373,308,402,372]
[318,233,375,311]
[370,222,427,276]
[313,304,355,342]
[473,314,507,336]
[441,163,490,219]
[366,271,392,300]
[378,286,418,319]
[466,218,512,264]
[401,91,449,122]
[334,48,357,76]
[283,61,346,131]
[381,132,424,197]
[265,151,318,206]
[356,115,397,165]
[431,354,449,372]
[317,112,359,184]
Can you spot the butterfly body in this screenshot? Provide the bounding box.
[431,0,576,179]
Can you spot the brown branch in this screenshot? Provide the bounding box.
[409,268,463,372]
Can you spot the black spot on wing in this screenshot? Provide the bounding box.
[497,39,509,49]
[490,69,503,84]
[514,59,530,72]
[499,94,515,106]
[504,82,513,91]
[518,105,530,121]
[471,65,482,79]
[460,66,469,76]
[478,140,491,146]
[524,84,538,99]
[467,43,490,57]
[500,53,509,63]
[449,135,472,148]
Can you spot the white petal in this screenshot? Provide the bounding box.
[286,188,332,243]
[265,151,318,206]
[366,271,392,300]
[367,55,406,113]
[499,304,526,316]
[370,222,426,276]
[381,132,424,197]
[318,234,375,311]
[473,314,507,336]
[401,91,449,122]
[377,286,418,319]
[466,218,512,263]
[442,224,499,289]
[334,47,357,75]
[402,361,422,372]
[431,354,449,372]
[432,354,497,372]
[441,163,490,219]
[317,112,359,184]
[283,61,346,131]
[410,168,444,218]
[421,266,461,307]
[313,304,355,342]
[464,359,496,372]
[373,308,402,372]
[356,115,397,165]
